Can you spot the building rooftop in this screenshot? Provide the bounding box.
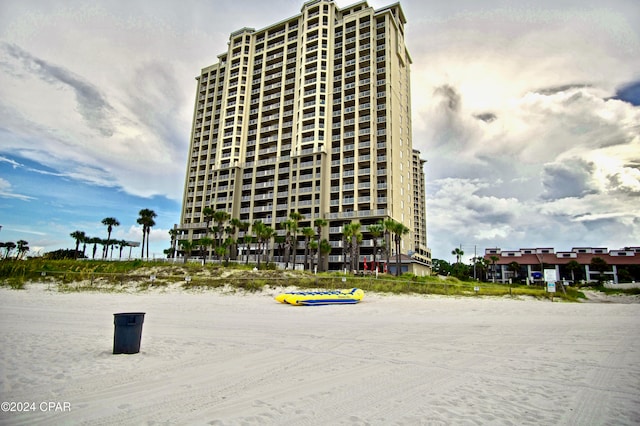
[484,247,640,266]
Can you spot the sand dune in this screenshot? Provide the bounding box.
[1,284,639,425]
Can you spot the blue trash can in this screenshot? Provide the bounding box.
[113,312,145,354]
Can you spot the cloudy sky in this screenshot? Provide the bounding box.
[1,0,639,262]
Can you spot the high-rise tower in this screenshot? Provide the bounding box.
[176,0,431,273]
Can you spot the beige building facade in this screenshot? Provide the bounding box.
[177,0,430,271]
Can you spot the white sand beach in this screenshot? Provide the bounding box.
[1,284,639,425]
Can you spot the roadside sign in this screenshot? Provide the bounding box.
[547,282,556,293]
[544,269,557,282]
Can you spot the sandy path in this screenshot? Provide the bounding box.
[1,286,639,425]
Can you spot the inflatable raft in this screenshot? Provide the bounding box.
[275,288,364,306]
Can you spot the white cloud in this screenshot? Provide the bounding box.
[0,156,23,168]
[0,177,34,201]
[115,225,170,245]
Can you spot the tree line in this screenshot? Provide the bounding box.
[172,208,411,275]
[0,240,30,260]
[68,209,157,260]
[433,248,627,283]
[172,209,330,270]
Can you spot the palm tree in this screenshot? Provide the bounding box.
[281,219,294,268]
[229,218,242,260]
[238,221,251,264]
[319,239,332,272]
[179,239,194,264]
[137,209,157,259]
[340,222,362,272]
[86,237,100,260]
[382,218,396,272]
[288,211,304,270]
[101,217,120,259]
[223,235,235,263]
[451,247,464,264]
[590,257,609,284]
[392,222,410,276]
[202,207,215,231]
[198,237,215,262]
[168,229,178,259]
[474,257,489,281]
[99,238,108,260]
[16,240,29,260]
[212,210,230,260]
[314,218,328,270]
[262,226,276,264]
[309,240,318,272]
[342,222,355,272]
[145,216,155,259]
[70,230,86,259]
[349,222,362,272]
[508,261,520,283]
[137,217,147,259]
[355,229,363,272]
[199,207,214,253]
[367,222,384,272]
[252,221,266,267]
[302,227,315,270]
[3,241,16,259]
[118,240,128,260]
[215,243,228,263]
[490,255,499,283]
[253,221,275,267]
[566,260,581,284]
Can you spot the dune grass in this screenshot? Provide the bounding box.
[0,259,597,301]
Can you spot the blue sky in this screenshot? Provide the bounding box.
[0,154,179,258]
[1,0,639,261]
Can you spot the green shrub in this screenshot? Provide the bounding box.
[237,279,266,292]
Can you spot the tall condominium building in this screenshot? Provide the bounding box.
[177,0,431,272]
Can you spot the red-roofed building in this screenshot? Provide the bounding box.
[483,247,640,284]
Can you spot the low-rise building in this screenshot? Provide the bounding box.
[483,247,640,284]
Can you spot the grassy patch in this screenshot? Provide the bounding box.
[0,259,590,301]
[593,284,640,296]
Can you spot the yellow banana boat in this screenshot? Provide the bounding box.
[274,290,341,303]
[275,288,364,306]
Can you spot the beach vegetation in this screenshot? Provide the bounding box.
[0,258,636,302]
[587,282,640,296]
[43,249,81,260]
